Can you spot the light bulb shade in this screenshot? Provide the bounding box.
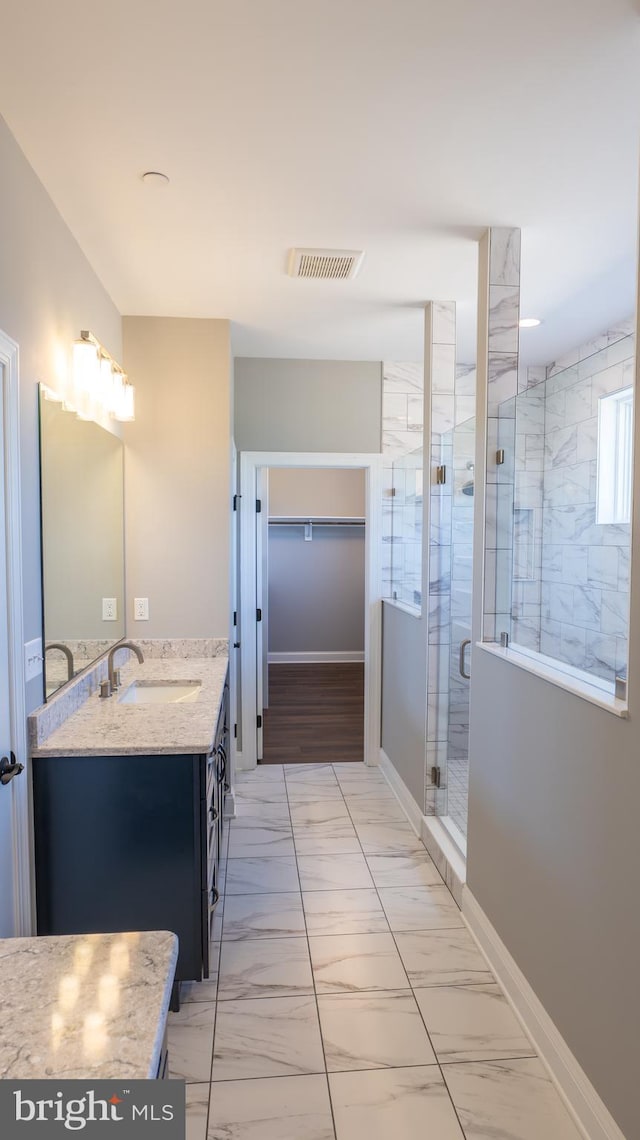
[115,380,135,422]
[99,355,116,413]
[71,331,133,423]
[73,337,99,419]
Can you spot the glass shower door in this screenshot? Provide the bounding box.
[436,415,475,839]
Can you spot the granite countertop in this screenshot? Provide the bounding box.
[32,655,228,757]
[0,931,178,1079]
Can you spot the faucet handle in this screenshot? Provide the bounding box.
[99,679,112,699]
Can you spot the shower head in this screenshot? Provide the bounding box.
[462,460,474,496]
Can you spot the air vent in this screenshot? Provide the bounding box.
[287,248,364,281]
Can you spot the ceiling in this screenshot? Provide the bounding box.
[1,0,639,364]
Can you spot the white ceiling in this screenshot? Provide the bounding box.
[1,0,639,364]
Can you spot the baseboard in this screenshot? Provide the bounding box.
[268,651,365,664]
[378,749,423,835]
[463,888,626,1140]
[421,815,466,907]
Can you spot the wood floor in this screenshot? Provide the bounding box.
[262,663,364,764]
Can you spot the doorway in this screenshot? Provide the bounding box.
[237,452,382,771]
[0,330,29,936]
[262,467,366,763]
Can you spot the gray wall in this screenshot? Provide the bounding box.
[234,358,382,453]
[381,603,427,807]
[0,114,122,712]
[467,230,640,1139]
[269,528,365,654]
[268,468,366,654]
[123,317,232,638]
[269,466,366,517]
[467,653,640,1139]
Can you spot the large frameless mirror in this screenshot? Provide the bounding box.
[39,386,125,698]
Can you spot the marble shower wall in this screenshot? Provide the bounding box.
[510,367,546,650]
[538,324,635,682]
[382,362,424,603]
[484,227,521,643]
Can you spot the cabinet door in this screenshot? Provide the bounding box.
[33,753,203,982]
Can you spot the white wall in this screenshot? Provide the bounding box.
[123,317,231,638]
[0,114,122,712]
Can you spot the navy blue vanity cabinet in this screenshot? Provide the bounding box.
[33,747,220,989]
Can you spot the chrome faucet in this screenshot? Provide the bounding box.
[45,642,75,682]
[107,640,144,692]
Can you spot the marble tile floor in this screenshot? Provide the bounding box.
[169,761,581,1140]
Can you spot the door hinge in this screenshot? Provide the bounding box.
[257,608,262,622]
[435,465,446,485]
[256,498,262,513]
[234,723,237,739]
[233,493,240,510]
[431,765,441,788]
[257,714,262,729]
[233,610,237,626]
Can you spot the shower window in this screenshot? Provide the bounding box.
[390,446,423,612]
[596,387,633,525]
[483,326,635,698]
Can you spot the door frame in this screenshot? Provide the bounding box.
[237,451,383,770]
[0,330,30,934]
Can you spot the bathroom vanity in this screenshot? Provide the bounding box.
[31,654,229,1006]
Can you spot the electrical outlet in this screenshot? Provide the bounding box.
[102,597,117,621]
[24,637,43,681]
[134,597,149,621]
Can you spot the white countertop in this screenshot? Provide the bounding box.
[32,656,228,757]
[0,931,178,1079]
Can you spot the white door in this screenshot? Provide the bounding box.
[0,361,17,935]
[255,469,268,760]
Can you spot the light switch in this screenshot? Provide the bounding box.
[102,598,117,621]
[24,638,43,681]
[134,598,149,621]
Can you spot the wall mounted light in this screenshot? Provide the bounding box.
[72,331,135,422]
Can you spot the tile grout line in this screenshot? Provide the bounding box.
[283,764,340,1140]
[335,763,474,1140]
[227,765,535,1138]
[205,819,229,1122]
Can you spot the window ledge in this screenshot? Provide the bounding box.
[383,598,422,619]
[476,642,629,718]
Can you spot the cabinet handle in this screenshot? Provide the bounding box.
[459,639,471,680]
[216,744,227,784]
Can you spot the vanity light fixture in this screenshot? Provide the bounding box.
[519,317,542,328]
[72,331,135,422]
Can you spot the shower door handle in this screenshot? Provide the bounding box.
[459,639,471,680]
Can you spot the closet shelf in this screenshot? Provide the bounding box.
[268,516,365,527]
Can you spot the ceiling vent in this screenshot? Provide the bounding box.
[287,248,365,281]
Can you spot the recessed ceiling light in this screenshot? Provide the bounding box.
[519,317,541,328]
[141,171,170,187]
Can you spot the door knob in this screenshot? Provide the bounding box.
[0,753,24,785]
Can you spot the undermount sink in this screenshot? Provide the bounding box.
[118,679,202,705]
